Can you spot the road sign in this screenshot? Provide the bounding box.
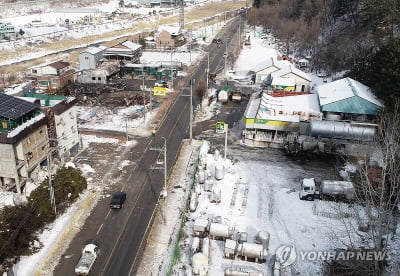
[153,87,167,96]
[216,122,226,134]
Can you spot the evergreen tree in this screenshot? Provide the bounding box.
[348,38,400,106]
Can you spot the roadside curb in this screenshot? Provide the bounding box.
[34,192,97,276]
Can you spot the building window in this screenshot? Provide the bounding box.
[97,77,101,80]
[92,77,96,80]
[71,126,76,133]
[27,137,31,144]
[69,111,74,119]
[85,57,88,60]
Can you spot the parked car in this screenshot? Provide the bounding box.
[155,80,168,88]
[110,191,127,209]
[212,38,223,44]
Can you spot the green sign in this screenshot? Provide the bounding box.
[216,122,226,134]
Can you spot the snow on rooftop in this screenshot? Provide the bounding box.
[317,77,383,107]
[7,113,46,138]
[158,25,181,35]
[271,76,295,87]
[253,57,288,73]
[271,64,311,82]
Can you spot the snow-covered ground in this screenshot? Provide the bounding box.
[8,19,373,276]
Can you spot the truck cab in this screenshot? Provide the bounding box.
[299,178,319,201]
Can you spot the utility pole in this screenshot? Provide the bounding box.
[170,50,174,89]
[47,146,57,215]
[190,79,193,143]
[181,80,194,144]
[206,53,209,94]
[149,137,168,224]
[142,75,146,121]
[224,41,227,76]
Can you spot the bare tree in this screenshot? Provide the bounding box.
[326,100,400,275]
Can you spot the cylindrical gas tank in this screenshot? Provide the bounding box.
[214,149,220,161]
[204,179,213,192]
[211,186,221,203]
[237,232,248,244]
[191,237,200,255]
[202,237,210,257]
[195,184,201,195]
[209,223,234,239]
[237,242,267,259]
[254,231,270,250]
[224,268,264,276]
[190,192,198,212]
[215,165,224,180]
[198,169,206,184]
[192,252,208,276]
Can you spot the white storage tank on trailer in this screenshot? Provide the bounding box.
[310,120,376,141]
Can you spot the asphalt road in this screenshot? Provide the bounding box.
[54,15,244,276]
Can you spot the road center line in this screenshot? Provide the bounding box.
[96,223,104,235]
[105,209,111,219]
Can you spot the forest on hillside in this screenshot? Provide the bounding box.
[248,0,400,106]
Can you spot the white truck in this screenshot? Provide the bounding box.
[299,178,355,201]
[75,243,100,275]
[231,88,242,102]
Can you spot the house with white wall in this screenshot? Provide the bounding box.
[21,94,80,159]
[0,94,49,195]
[79,46,106,70]
[253,57,287,85]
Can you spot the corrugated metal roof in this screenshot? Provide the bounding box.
[271,65,311,82]
[321,97,381,115]
[317,77,383,115]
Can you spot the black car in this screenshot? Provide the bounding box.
[110,192,127,209]
[212,38,223,44]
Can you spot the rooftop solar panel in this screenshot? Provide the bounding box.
[0,94,40,120]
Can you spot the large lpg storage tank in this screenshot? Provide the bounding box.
[310,120,376,141]
[237,242,267,262]
[209,223,234,240]
[224,267,264,276]
[192,252,208,276]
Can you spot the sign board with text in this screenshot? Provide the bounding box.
[153,87,167,96]
[216,122,227,134]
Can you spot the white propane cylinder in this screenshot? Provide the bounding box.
[215,165,224,180]
[211,186,221,203]
[214,149,220,161]
[192,252,208,276]
[198,169,206,184]
[204,179,213,192]
[195,184,201,195]
[202,237,210,257]
[190,192,198,212]
[254,231,270,251]
[191,237,200,255]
